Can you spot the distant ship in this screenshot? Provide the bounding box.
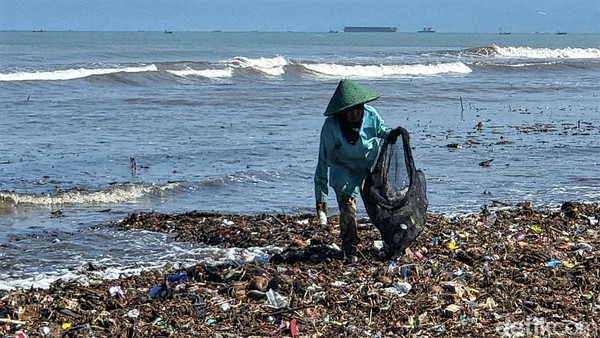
[556,31,567,35]
[164,30,173,34]
[417,27,435,33]
[343,26,397,33]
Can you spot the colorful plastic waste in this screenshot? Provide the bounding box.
[165,271,187,282]
[290,319,299,337]
[148,285,171,299]
[386,261,398,275]
[544,259,562,267]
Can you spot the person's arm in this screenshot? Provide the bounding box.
[367,105,392,139]
[369,106,406,143]
[314,125,331,205]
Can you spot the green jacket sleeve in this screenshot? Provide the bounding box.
[314,122,332,203]
[371,106,391,138]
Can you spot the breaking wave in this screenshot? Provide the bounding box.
[463,45,600,59]
[2,48,598,83]
[0,64,158,82]
[0,183,178,205]
[300,61,472,78]
[167,67,234,79]
[221,56,288,77]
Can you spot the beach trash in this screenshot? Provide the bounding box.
[386,261,398,275]
[544,259,562,267]
[148,285,171,299]
[40,327,51,336]
[383,282,412,296]
[290,318,299,337]
[125,309,140,319]
[248,275,270,291]
[1,202,598,337]
[108,286,124,298]
[165,271,187,282]
[86,323,97,338]
[265,289,288,308]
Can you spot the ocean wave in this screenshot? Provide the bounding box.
[0,182,178,205]
[221,55,288,77]
[0,64,158,82]
[4,49,598,84]
[463,45,600,59]
[167,67,234,79]
[299,61,472,78]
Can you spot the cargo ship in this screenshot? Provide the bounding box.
[417,27,435,33]
[343,26,397,33]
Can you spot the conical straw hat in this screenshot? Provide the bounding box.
[324,79,380,116]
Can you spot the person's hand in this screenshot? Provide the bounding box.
[316,202,327,225]
[387,126,406,144]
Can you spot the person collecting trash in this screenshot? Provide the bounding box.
[314,79,404,263]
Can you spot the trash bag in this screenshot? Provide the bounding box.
[363,127,428,254]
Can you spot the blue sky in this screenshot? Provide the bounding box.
[1,0,599,33]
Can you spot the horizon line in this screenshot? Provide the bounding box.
[2,29,597,34]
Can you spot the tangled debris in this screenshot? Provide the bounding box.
[1,201,599,337]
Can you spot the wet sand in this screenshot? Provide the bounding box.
[0,201,598,337]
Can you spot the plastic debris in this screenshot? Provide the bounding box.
[544,259,562,267]
[165,271,188,282]
[125,309,140,318]
[386,261,398,275]
[40,327,51,336]
[0,201,597,337]
[383,282,412,296]
[108,286,125,298]
[265,289,288,308]
[290,319,299,337]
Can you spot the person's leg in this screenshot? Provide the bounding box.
[335,191,359,255]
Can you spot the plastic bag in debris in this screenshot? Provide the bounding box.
[363,127,428,253]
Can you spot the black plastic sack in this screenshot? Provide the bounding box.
[363,127,428,253]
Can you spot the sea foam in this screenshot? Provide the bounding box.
[493,45,600,59]
[0,64,158,82]
[301,61,472,78]
[0,182,178,205]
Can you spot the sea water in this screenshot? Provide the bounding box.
[0,31,599,289]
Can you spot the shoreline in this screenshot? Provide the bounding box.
[0,201,598,337]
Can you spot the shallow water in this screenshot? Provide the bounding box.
[0,31,599,289]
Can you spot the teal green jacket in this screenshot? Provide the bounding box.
[314,105,391,203]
